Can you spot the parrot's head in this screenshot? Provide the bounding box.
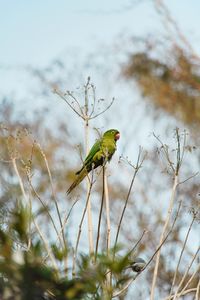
[103,129,120,141]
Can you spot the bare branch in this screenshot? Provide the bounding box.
[172,246,200,299]
[95,166,105,261]
[112,201,182,298]
[36,143,67,264]
[72,169,94,277]
[53,88,84,119]
[114,147,146,254]
[162,288,197,300]
[90,97,115,119]
[150,175,178,300]
[170,214,196,295]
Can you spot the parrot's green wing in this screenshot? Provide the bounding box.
[76,139,102,174]
[67,139,102,194]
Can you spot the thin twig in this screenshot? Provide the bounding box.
[178,264,200,297]
[104,167,111,255]
[33,218,59,272]
[12,158,27,203]
[112,201,182,298]
[151,129,183,300]
[12,157,58,271]
[72,171,94,277]
[95,167,105,261]
[89,84,96,117]
[53,88,83,119]
[172,246,200,299]
[12,158,32,250]
[27,174,61,243]
[43,198,79,263]
[153,133,175,173]
[195,279,200,300]
[145,201,182,271]
[150,175,178,300]
[128,229,148,256]
[170,214,196,295]
[178,172,199,185]
[90,97,115,119]
[114,148,145,255]
[162,288,197,300]
[56,198,79,243]
[37,143,67,255]
[65,90,85,116]
[104,166,111,286]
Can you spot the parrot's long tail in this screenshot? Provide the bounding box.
[67,167,88,195]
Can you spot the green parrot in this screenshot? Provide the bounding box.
[67,129,120,194]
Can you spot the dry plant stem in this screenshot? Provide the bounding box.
[172,246,200,300]
[54,86,114,121]
[85,119,94,255]
[90,97,115,120]
[12,158,32,249]
[128,229,147,255]
[162,288,197,300]
[12,158,58,270]
[27,176,62,244]
[43,198,79,263]
[104,167,111,255]
[34,218,58,272]
[65,90,85,116]
[12,158,27,203]
[178,264,200,297]
[27,190,32,251]
[96,231,148,297]
[170,215,196,295]
[150,175,178,300]
[144,200,182,271]
[96,229,147,297]
[55,198,79,244]
[95,167,105,262]
[112,202,182,299]
[114,149,143,256]
[54,89,83,119]
[72,176,94,277]
[104,167,111,286]
[178,172,199,185]
[195,279,200,300]
[37,144,67,253]
[96,230,147,297]
[84,78,94,256]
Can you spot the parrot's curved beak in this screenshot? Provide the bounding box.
[115,132,120,140]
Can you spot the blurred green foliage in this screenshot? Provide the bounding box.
[0,203,137,299]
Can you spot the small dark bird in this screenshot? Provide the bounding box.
[130,257,146,273]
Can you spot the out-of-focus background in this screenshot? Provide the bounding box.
[0,1,200,299]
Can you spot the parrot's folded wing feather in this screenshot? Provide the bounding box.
[84,139,101,165]
[76,139,101,175]
[67,139,102,194]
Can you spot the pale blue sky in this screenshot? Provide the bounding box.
[0,1,199,273]
[1,0,200,144]
[1,0,200,67]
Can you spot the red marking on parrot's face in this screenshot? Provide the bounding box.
[115,132,120,140]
